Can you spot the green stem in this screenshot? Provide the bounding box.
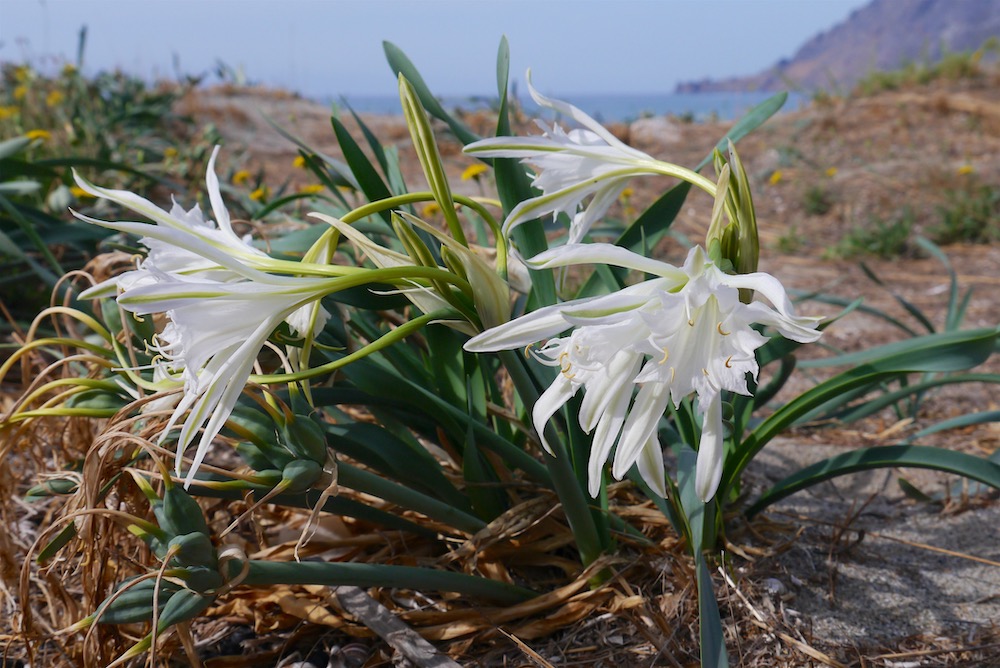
[337,191,507,279]
[233,560,536,604]
[498,350,605,567]
[338,462,486,535]
[253,311,446,384]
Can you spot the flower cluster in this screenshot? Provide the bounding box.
[76,147,334,484]
[464,84,822,502]
[466,243,821,501]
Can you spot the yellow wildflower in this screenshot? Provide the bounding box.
[46,90,65,107]
[298,184,324,195]
[13,86,28,102]
[26,129,51,141]
[825,167,838,177]
[421,202,441,217]
[232,169,251,186]
[14,66,32,83]
[293,155,307,169]
[0,106,18,120]
[249,186,269,202]
[164,147,178,159]
[768,170,783,185]
[461,163,489,181]
[958,164,974,176]
[61,63,77,77]
[70,186,95,199]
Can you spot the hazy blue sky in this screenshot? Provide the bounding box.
[2,0,870,98]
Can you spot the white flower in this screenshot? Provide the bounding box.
[464,73,714,249]
[75,148,337,484]
[465,243,822,501]
[75,147,274,294]
[117,270,333,484]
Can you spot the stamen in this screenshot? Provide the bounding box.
[658,347,670,364]
[717,323,730,336]
[670,367,675,382]
[702,368,710,376]
[725,355,733,368]
[558,351,574,378]
[688,319,695,327]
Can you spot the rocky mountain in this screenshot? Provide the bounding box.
[676,0,1000,93]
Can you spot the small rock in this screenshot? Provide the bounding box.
[628,116,682,147]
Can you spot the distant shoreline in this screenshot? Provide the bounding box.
[319,90,804,123]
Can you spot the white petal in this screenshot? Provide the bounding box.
[525,71,646,157]
[612,381,670,479]
[634,433,667,498]
[532,374,577,455]
[586,371,636,497]
[524,242,687,281]
[722,271,823,342]
[205,146,236,237]
[695,393,725,502]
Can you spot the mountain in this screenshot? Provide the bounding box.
[676,0,1000,93]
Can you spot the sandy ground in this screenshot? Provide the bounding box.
[175,79,1000,663]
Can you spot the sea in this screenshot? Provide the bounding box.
[324,90,805,123]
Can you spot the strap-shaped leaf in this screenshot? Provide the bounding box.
[724,327,1000,497]
[746,444,1000,518]
[382,41,481,146]
[331,116,394,223]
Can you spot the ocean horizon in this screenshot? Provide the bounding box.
[323,90,805,123]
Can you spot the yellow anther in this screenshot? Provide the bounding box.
[688,319,695,327]
[658,347,670,364]
[702,368,709,376]
[725,355,733,368]
[717,323,730,336]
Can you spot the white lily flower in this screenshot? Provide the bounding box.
[118,270,333,485]
[464,73,714,249]
[465,243,822,501]
[75,149,338,484]
[74,147,274,297]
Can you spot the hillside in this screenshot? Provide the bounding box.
[676,0,1000,92]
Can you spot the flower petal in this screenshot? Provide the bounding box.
[695,393,725,502]
[532,374,577,455]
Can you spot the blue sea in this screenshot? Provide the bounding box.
[325,91,804,123]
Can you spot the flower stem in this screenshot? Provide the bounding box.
[498,350,606,568]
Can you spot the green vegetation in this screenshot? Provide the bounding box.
[852,37,999,96]
[803,184,834,215]
[929,180,1000,244]
[831,209,916,259]
[0,53,224,327]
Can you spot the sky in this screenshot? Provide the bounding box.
[1,0,872,98]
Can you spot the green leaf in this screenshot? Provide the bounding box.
[696,92,786,172]
[725,327,1000,498]
[746,445,1000,518]
[912,409,1000,439]
[236,559,535,603]
[382,41,481,146]
[696,555,730,668]
[493,36,555,307]
[338,462,483,533]
[331,115,394,222]
[797,326,999,369]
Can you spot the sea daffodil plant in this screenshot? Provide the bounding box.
[10,40,1000,668]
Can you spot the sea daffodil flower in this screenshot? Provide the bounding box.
[75,149,340,484]
[464,73,715,250]
[117,271,334,484]
[465,243,822,501]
